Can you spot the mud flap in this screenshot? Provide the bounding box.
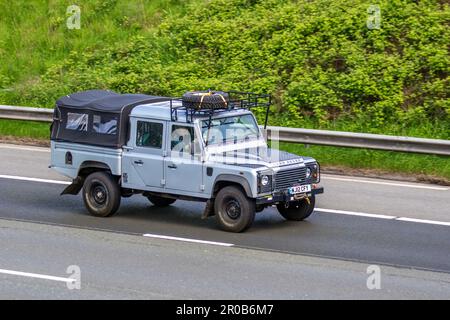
[60,176,85,195]
[201,199,215,219]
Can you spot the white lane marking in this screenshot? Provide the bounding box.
[395,217,450,227]
[0,144,50,153]
[0,174,448,229]
[0,268,75,283]
[143,233,234,247]
[315,208,396,220]
[316,208,450,227]
[322,175,448,191]
[0,175,70,185]
[0,144,447,190]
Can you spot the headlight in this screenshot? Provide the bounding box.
[261,175,269,186]
[257,171,273,193]
[305,167,311,179]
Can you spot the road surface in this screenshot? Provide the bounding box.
[0,143,449,299]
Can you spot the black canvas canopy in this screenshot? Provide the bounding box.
[51,90,170,148]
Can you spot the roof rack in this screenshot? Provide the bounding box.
[169,91,272,129]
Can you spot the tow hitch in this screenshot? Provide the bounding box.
[285,194,310,207]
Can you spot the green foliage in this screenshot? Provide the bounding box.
[0,0,449,137]
[0,0,196,84]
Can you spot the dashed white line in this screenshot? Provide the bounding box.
[0,174,448,229]
[0,268,75,283]
[1,144,448,191]
[395,217,450,227]
[0,144,50,153]
[316,208,450,227]
[143,233,234,247]
[315,208,396,220]
[322,175,448,191]
[0,175,70,185]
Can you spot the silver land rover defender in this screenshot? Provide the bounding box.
[50,90,323,232]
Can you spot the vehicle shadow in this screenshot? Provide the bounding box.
[114,197,308,233]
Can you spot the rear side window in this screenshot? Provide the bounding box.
[136,121,163,148]
[66,113,88,131]
[93,115,118,135]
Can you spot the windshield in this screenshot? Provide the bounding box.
[201,114,260,146]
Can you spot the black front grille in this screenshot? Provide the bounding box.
[274,166,307,191]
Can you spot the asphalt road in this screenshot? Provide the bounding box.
[0,143,449,299]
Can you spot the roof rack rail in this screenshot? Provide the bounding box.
[169,91,272,128]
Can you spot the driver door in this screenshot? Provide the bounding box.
[164,123,204,196]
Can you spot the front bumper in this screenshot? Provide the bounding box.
[256,186,324,205]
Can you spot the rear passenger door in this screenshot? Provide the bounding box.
[122,118,166,190]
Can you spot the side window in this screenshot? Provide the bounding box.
[171,125,194,152]
[136,121,163,148]
[171,125,200,155]
[66,113,88,131]
[93,115,117,135]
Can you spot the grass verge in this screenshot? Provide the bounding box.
[0,119,50,140]
[277,142,450,183]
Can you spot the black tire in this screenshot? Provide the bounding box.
[82,171,121,217]
[214,186,255,233]
[147,195,176,207]
[182,90,229,110]
[277,196,315,221]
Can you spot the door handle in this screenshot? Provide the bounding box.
[167,163,177,169]
[134,160,144,165]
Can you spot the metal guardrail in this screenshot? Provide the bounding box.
[1,105,449,156]
[263,126,450,156]
[0,105,53,122]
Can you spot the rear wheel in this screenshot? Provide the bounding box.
[214,186,255,233]
[277,196,315,221]
[147,195,176,207]
[82,171,121,217]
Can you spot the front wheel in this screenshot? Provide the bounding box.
[214,186,255,233]
[82,171,121,217]
[277,196,315,221]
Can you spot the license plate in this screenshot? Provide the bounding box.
[288,184,311,194]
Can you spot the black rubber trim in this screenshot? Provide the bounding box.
[213,174,253,198]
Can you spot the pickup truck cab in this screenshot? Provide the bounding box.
[50,90,323,232]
